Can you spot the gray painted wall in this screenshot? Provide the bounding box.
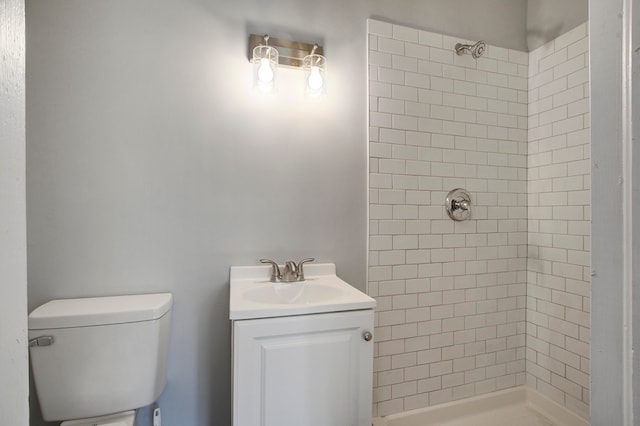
[0,0,29,424]
[368,0,527,51]
[634,0,640,420]
[527,0,589,50]
[589,0,623,422]
[590,0,637,423]
[589,0,640,425]
[25,0,587,425]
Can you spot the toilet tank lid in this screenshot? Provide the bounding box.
[28,293,173,330]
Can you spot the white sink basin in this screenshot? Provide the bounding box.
[243,282,343,305]
[229,263,376,320]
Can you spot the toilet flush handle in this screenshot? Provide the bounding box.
[29,336,54,347]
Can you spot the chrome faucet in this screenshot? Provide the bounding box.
[282,261,299,282]
[260,258,315,282]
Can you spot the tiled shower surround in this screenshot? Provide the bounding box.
[527,23,591,419]
[367,20,590,420]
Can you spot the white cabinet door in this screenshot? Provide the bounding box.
[232,309,374,426]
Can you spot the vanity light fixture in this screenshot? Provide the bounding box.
[248,34,326,96]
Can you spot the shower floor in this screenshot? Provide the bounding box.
[372,386,588,426]
[418,403,554,426]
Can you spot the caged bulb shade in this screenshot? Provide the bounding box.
[252,45,278,93]
[303,53,326,97]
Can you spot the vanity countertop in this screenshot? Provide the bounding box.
[229,263,375,320]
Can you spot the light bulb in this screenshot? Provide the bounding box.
[307,66,324,91]
[257,58,274,83]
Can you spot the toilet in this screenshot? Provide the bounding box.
[28,293,173,425]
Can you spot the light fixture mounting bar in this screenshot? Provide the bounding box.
[248,34,324,68]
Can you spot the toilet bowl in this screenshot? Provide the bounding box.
[28,293,172,423]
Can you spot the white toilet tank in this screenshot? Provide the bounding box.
[28,293,172,422]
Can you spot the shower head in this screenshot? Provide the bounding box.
[454,40,486,59]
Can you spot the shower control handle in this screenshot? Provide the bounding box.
[446,188,472,221]
[452,199,470,211]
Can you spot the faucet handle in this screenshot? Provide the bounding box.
[296,258,315,281]
[260,259,281,282]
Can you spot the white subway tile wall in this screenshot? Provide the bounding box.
[368,20,528,417]
[527,23,590,420]
[368,20,590,420]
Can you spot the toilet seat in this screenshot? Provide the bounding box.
[60,410,135,426]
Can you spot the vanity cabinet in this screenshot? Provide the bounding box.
[232,309,374,426]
